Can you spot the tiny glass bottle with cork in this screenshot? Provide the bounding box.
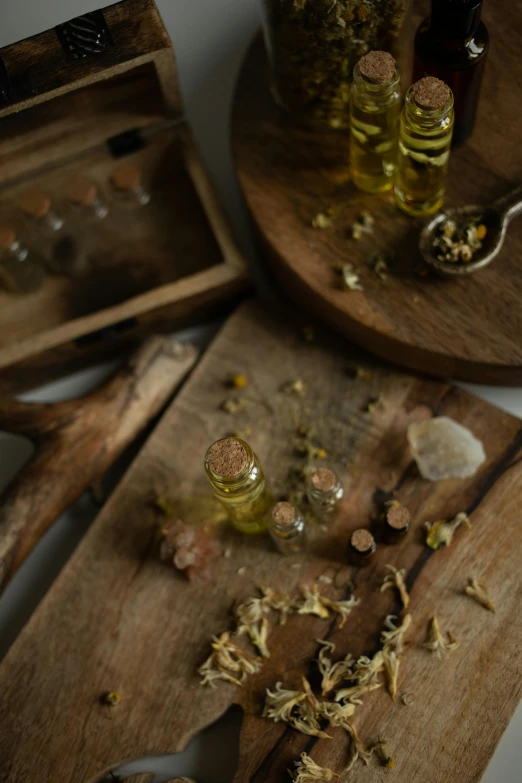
[0,224,46,293]
[306,467,344,522]
[395,76,454,216]
[18,188,85,275]
[269,501,307,554]
[350,50,402,193]
[413,0,488,147]
[65,175,109,221]
[382,500,411,543]
[204,437,272,534]
[110,162,151,208]
[348,528,377,566]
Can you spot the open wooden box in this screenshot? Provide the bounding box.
[0,0,250,393]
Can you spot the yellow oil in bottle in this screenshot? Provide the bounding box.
[395,78,454,216]
[205,437,272,534]
[350,52,401,194]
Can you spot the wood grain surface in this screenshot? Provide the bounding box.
[231,1,522,384]
[0,335,198,593]
[0,301,521,783]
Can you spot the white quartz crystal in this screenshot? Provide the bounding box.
[407,416,486,481]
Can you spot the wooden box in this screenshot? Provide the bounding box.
[0,0,250,393]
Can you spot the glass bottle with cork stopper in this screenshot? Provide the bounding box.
[65,175,109,221]
[413,0,488,146]
[350,50,402,193]
[204,437,272,534]
[382,500,411,543]
[395,76,454,216]
[18,188,84,275]
[306,467,344,522]
[110,162,151,208]
[0,224,46,293]
[269,501,307,554]
[348,528,377,565]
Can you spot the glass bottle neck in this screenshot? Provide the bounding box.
[404,87,454,129]
[430,0,482,40]
[205,440,260,494]
[353,63,401,99]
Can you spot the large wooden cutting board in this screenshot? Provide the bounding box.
[231,0,522,384]
[0,300,521,783]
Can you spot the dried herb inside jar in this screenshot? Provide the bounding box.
[260,0,409,130]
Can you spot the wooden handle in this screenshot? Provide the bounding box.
[0,336,198,593]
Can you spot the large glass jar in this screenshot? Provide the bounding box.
[260,0,410,130]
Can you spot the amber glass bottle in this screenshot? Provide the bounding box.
[413,0,488,146]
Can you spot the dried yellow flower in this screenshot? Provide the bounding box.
[316,639,355,695]
[382,648,400,701]
[318,700,356,725]
[312,213,333,230]
[465,577,496,613]
[381,565,410,609]
[334,682,382,705]
[154,495,175,517]
[283,379,306,396]
[343,721,372,772]
[264,679,331,739]
[231,373,247,388]
[380,613,411,656]
[290,753,339,783]
[222,397,248,414]
[423,616,458,659]
[369,738,395,768]
[298,585,359,626]
[260,586,296,625]
[364,396,382,413]
[199,632,261,687]
[425,512,471,550]
[340,263,363,291]
[355,366,372,381]
[264,682,307,722]
[102,691,121,707]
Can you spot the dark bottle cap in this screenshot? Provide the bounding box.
[431,0,483,39]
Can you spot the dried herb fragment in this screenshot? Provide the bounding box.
[363,395,382,413]
[354,366,372,381]
[290,753,339,783]
[231,373,247,389]
[381,564,410,609]
[380,613,411,656]
[400,691,414,706]
[298,584,360,626]
[369,738,395,768]
[222,397,249,414]
[283,379,306,396]
[312,213,333,230]
[199,632,262,687]
[260,586,297,624]
[316,639,356,695]
[265,679,332,738]
[465,577,496,613]
[101,691,120,707]
[154,494,175,517]
[425,512,471,550]
[336,262,363,291]
[423,616,458,659]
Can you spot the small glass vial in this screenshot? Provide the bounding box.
[395,77,454,216]
[19,188,85,275]
[269,501,307,554]
[350,51,402,194]
[65,175,109,220]
[382,500,411,543]
[0,224,46,293]
[204,437,272,534]
[110,162,151,207]
[307,468,344,522]
[348,528,376,566]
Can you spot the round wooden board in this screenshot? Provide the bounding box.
[231,23,522,385]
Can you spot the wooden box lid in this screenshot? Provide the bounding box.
[0,0,249,392]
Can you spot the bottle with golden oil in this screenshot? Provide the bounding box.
[395,76,454,216]
[350,50,402,193]
[204,437,272,534]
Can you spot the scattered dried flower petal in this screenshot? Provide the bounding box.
[465,577,496,613]
[425,512,471,550]
[312,213,333,230]
[290,753,339,783]
[339,263,363,291]
[364,395,382,413]
[381,565,410,609]
[423,616,458,659]
[369,738,395,768]
[298,585,359,626]
[101,691,120,707]
[222,397,249,414]
[199,632,262,687]
[400,691,414,706]
[283,379,306,396]
[316,639,355,695]
[380,613,411,656]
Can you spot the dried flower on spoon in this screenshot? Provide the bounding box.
[425,512,471,550]
[423,616,458,659]
[381,564,410,609]
[290,753,339,783]
[465,577,496,612]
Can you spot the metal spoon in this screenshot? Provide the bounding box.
[419,184,522,275]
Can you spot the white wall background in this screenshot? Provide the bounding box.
[0,2,520,781]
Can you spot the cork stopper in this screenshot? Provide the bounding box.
[0,225,16,250]
[386,503,411,531]
[19,189,51,218]
[111,162,142,192]
[412,77,450,110]
[206,437,248,478]
[272,501,296,527]
[358,51,396,85]
[350,528,375,554]
[311,468,336,493]
[65,175,98,206]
